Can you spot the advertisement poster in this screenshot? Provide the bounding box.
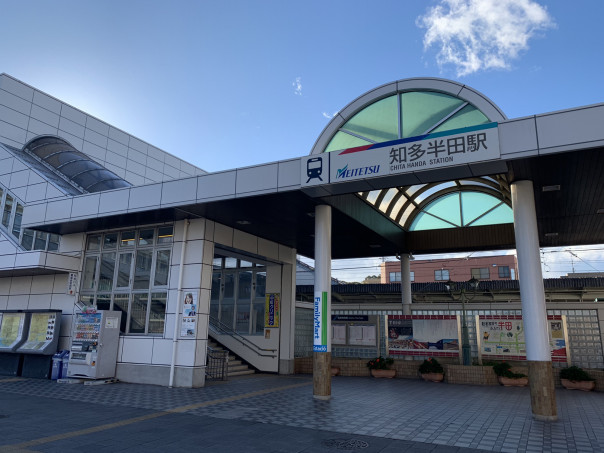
[477,316,568,362]
[180,291,198,338]
[387,315,459,356]
[264,293,280,328]
[20,313,56,350]
[0,313,25,349]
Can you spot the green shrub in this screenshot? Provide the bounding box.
[367,356,394,370]
[419,357,444,374]
[492,361,527,379]
[559,366,593,381]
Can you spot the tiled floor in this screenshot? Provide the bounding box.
[1,374,604,452]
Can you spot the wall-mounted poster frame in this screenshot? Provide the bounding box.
[475,314,570,364]
[331,315,378,353]
[387,315,461,361]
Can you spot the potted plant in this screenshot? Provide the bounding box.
[559,366,595,391]
[418,357,445,382]
[367,356,395,378]
[492,361,528,387]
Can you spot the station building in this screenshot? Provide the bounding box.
[1,73,603,421]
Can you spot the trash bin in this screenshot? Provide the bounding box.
[61,351,70,378]
[51,351,67,380]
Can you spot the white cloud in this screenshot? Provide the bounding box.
[417,0,555,76]
[292,77,302,96]
[322,111,339,119]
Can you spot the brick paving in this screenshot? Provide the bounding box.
[1,374,603,451]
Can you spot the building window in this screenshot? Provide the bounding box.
[434,269,450,281]
[410,271,415,282]
[498,266,511,278]
[389,272,401,282]
[80,225,174,335]
[471,268,490,280]
[211,255,268,336]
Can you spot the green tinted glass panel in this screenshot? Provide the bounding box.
[461,192,500,225]
[401,92,464,138]
[431,104,489,134]
[423,193,462,226]
[325,131,372,153]
[340,95,398,143]
[469,204,513,226]
[410,212,457,231]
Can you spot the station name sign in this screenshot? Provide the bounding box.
[302,123,499,187]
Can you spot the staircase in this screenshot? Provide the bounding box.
[208,340,255,378]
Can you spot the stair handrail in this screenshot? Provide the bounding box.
[209,315,277,358]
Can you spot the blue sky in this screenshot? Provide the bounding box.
[1,0,603,280]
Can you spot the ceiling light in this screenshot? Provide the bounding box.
[369,244,381,248]
[544,233,559,237]
[542,185,560,192]
[236,220,251,225]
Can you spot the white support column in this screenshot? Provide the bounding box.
[313,204,332,400]
[400,254,412,316]
[511,180,557,421]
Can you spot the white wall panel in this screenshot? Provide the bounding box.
[121,337,154,363]
[9,276,32,295]
[28,294,51,310]
[197,171,236,200]
[0,104,29,129]
[45,199,73,221]
[0,76,33,101]
[33,91,61,114]
[85,116,109,136]
[7,294,29,309]
[162,177,197,205]
[0,89,32,116]
[9,169,29,189]
[30,104,60,128]
[236,163,278,194]
[151,339,173,365]
[82,140,107,161]
[30,275,56,294]
[84,128,108,148]
[0,120,27,143]
[60,104,86,125]
[98,190,129,214]
[71,193,100,218]
[58,117,85,138]
[108,127,129,145]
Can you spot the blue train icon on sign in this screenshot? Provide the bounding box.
[306,157,323,183]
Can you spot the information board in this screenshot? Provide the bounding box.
[387,315,460,358]
[0,313,27,350]
[19,312,59,352]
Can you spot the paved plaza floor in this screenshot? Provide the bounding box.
[1,373,603,452]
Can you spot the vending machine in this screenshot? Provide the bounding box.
[67,310,121,379]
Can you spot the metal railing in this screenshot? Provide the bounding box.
[209,315,277,358]
[205,346,229,381]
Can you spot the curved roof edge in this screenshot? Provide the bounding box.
[309,77,507,155]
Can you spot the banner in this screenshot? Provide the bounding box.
[264,293,280,328]
[313,291,329,352]
[180,291,198,338]
[387,315,459,357]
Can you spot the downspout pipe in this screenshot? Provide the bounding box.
[169,219,190,388]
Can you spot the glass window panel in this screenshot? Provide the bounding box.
[96,294,111,311]
[461,192,501,226]
[47,234,60,251]
[21,229,34,250]
[12,204,23,238]
[2,194,13,227]
[157,226,174,244]
[220,273,235,328]
[410,212,457,231]
[153,250,171,286]
[423,193,461,226]
[87,234,102,251]
[499,266,511,278]
[240,260,253,268]
[120,231,136,247]
[80,294,94,307]
[116,253,133,288]
[113,294,129,333]
[82,256,98,291]
[103,233,118,249]
[149,292,167,334]
[402,91,465,138]
[210,271,221,320]
[34,231,48,250]
[139,228,155,246]
[130,293,148,334]
[253,271,266,335]
[340,95,398,143]
[236,271,252,334]
[133,249,153,289]
[324,131,372,153]
[224,258,237,269]
[212,257,223,269]
[469,204,514,226]
[431,104,489,134]
[98,252,116,291]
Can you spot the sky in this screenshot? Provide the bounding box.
[1,0,603,281]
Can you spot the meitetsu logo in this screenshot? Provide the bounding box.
[336,163,380,179]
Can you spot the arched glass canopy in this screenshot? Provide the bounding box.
[22,136,132,193]
[314,80,512,232]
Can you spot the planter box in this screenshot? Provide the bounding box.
[421,372,444,382]
[561,378,595,391]
[498,376,528,387]
[371,369,396,378]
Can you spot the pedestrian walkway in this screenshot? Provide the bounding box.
[1,373,604,452]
